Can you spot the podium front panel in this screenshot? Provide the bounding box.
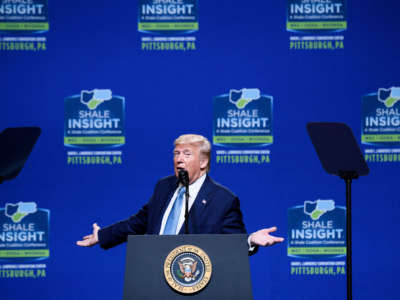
[123,234,253,300]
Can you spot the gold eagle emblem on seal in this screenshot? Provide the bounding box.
[164,245,212,294]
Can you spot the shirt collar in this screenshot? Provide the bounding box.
[179,173,207,199]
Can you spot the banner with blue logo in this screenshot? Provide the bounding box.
[64,89,125,165]
[362,86,400,163]
[0,0,48,51]
[0,202,49,279]
[139,0,198,51]
[287,0,346,50]
[213,88,273,165]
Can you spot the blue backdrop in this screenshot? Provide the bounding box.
[1,1,399,299]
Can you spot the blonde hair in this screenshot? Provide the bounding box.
[174,134,211,172]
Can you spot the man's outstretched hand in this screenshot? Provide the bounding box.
[249,226,284,247]
[76,223,100,247]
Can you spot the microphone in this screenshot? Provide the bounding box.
[178,169,189,186]
[178,169,190,234]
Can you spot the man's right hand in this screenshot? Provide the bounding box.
[76,223,100,247]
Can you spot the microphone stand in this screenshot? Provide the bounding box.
[178,169,190,234]
[184,183,189,234]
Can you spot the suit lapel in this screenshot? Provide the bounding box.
[179,175,214,234]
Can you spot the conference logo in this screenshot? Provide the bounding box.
[0,0,48,51]
[138,0,197,34]
[287,199,346,258]
[287,0,346,50]
[64,89,125,148]
[0,0,48,33]
[164,245,212,294]
[362,87,400,145]
[0,202,50,261]
[139,0,198,51]
[287,0,346,33]
[212,88,273,165]
[361,86,400,163]
[304,199,335,220]
[64,89,125,165]
[213,88,273,147]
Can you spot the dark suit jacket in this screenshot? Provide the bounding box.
[98,174,247,250]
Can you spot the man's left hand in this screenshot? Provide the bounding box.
[249,226,284,247]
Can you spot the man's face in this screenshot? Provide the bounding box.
[173,143,208,184]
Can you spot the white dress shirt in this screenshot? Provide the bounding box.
[159,173,207,235]
[158,174,255,251]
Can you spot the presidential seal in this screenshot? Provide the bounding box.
[164,245,212,294]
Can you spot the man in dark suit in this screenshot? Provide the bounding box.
[77,134,283,250]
